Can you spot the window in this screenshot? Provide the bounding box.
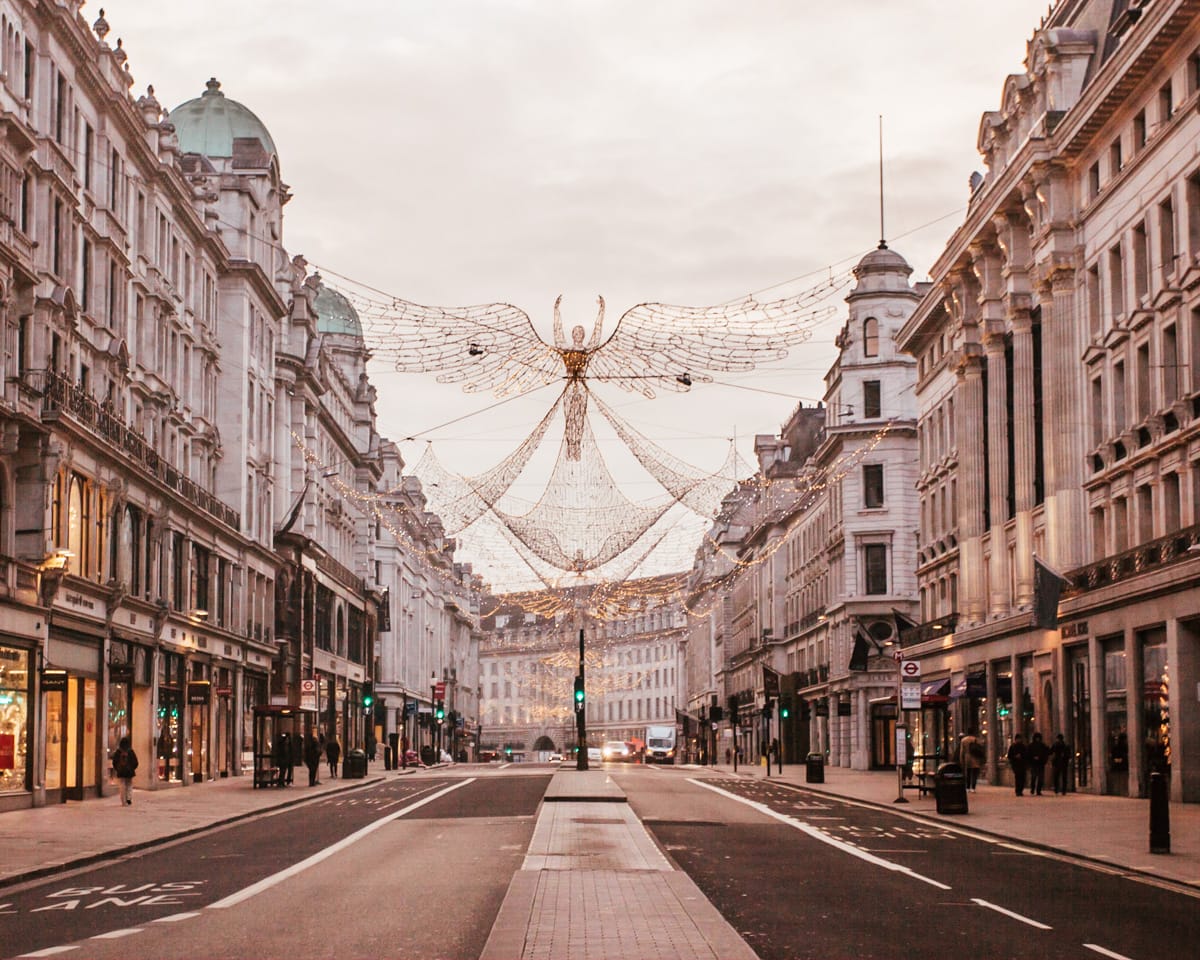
[1133,110,1147,152]
[863,380,881,418]
[863,463,884,508]
[1088,162,1101,201]
[1136,484,1154,544]
[863,317,879,357]
[1132,221,1148,303]
[1090,375,1105,448]
[864,544,887,595]
[82,123,93,191]
[1159,82,1174,124]
[1110,138,1122,176]
[1108,245,1124,320]
[1088,264,1102,337]
[1136,342,1151,421]
[1163,325,1179,404]
[1160,194,1177,283]
[1113,361,1127,433]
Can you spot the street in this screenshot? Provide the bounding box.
[1,763,1197,959]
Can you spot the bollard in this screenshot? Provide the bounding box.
[1149,770,1170,854]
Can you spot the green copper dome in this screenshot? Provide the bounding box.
[169,78,277,161]
[314,282,363,338]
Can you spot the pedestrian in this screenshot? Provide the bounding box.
[326,736,341,779]
[304,732,322,786]
[725,747,732,765]
[274,732,293,787]
[958,729,985,791]
[1027,732,1050,796]
[1050,733,1071,795]
[1007,733,1028,796]
[110,735,139,806]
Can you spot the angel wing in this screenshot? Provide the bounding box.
[352,292,563,397]
[585,275,847,397]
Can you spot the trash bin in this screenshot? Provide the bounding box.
[934,762,969,814]
[420,745,436,766]
[806,752,825,784]
[343,748,367,779]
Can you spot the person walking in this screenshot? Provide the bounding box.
[274,732,293,787]
[958,729,985,791]
[326,736,341,779]
[304,732,322,786]
[1050,733,1071,795]
[110,735,139,806]
[1007,733,1028,796]
[1027,732,1050,796]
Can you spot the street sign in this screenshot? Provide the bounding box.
[901,682,921,710]
[434,681,446,699]
[895,727,908,766]
[763,665,780,699]
[900,659,921,679]
[300,678,318,713]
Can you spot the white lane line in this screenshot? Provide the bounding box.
[89,929,144,939]
[1084,945,1135,960]
[208,778,474,909]
[152,912,202,923]
[18,948,78,957]
[690,779,951,890]
[971,898,1052,929]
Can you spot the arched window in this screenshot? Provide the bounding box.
[863,317,879,357]
[335,606,346,658]
[116,506,134,587]
[67,476,85,576]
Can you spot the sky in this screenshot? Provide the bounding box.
[104,0,1054,587]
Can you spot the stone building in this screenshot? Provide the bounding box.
[896,0,1200,801]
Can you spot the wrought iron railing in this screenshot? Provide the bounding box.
[1065,522,1200,594]
[899,612,958,647]
[315,550,366,596]
[34,370,240,530]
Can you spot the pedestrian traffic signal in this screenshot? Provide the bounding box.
[573,675,585,710]
[362,682,374,710]
[435,700,445,724]
[780,698,791,719]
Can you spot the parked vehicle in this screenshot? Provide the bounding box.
[587,746,602,763]
[644,725,677,764]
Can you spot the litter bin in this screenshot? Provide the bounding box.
[934,762,969,814]
[343,748,367,779]
[805,752,825,784]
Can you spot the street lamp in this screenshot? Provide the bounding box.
[430,673,439,759]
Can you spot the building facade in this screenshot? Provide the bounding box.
[896,0,1200,802]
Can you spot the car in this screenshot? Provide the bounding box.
[601,740,632,762]
[549,752,564,762]
[587,746,602,763]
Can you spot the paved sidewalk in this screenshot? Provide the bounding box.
[701,760,1200,888]
[0,767,410,887]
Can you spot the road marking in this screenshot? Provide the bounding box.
[690,779,951,890]
[153,912,202,922]
[208,778,474,909]
[89,928,144,939]
[1084,944,1134,960]
[970,898,1051,929]
[17,948,78,957]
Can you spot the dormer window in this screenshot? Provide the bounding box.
[863,317,879,357]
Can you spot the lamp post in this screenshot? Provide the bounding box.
[430,673,439,759]
[575,625,588,770]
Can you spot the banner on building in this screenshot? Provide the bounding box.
[1033,555,1071,630]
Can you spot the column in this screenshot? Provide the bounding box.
[984,331,1011,618]
[1010,309,1037,607]
[957,351,988,624]
[1125,627,1143,798]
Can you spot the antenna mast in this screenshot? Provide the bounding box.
[878,115,887,250]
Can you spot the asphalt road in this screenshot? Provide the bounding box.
[0,767,550,960]
[620,767,1200,960]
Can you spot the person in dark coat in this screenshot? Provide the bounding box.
[1007,733,1028,796]
[274,733,293,787]
[1027,732,1050,796]
[304,732,322,786]
[110,735,139,806]
[326,737,341,779]
[1050,733,1071,795]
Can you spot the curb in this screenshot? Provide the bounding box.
[724,770,1199,893]
[0,775,386,891]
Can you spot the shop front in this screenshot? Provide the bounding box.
[0,644,31,803]
[43,627,103,803]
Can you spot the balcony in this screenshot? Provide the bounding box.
[899,613,958,647]
[33,370,240,531]
[1066,522,1200,595]
[315,550,365,596]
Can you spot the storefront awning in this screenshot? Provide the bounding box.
[921,679,950,703]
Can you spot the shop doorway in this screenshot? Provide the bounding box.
[43,674,99,802]
[871,702,898,768]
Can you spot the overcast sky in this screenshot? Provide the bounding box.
[106,0,1053,585]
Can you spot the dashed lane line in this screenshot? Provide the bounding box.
[89,928,144,939]
[690,778,951,890]
[153,912,201,922]
[208,778,474,909]
[1084,944,1135,960]
[18,948,78,957]
[970,898,1052,930]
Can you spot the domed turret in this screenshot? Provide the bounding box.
[313,281,363,338]
[170,78,277,162]
[848,242,915,300]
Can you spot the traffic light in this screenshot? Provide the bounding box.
[573,675,585,711]
[780,698,791,719]
[362,682,374,711]
[761,699,773,719]
[435,700,445,724]
[727,696,739,726]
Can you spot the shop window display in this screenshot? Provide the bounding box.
[0,647,29,793]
